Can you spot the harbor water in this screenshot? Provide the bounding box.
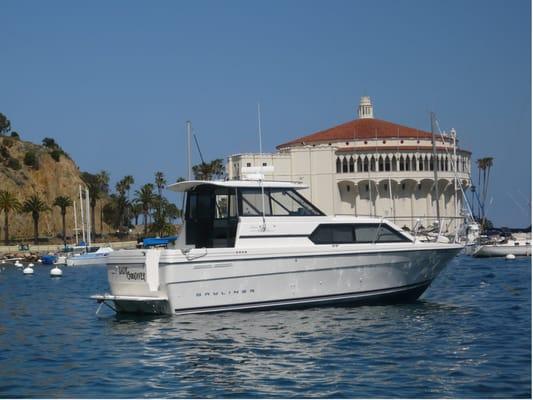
[0,255,530,398]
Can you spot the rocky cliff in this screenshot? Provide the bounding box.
[0,136,105,241]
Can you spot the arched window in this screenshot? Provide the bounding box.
[349,156,355,173]
[411,156,417,171]
[378,156,384,171]
[357,157,363,172]
[424,156,429,171]
[342,157,348,173]
[419,156,424,171]
[391,156,397,171]
[440,157,444,171]
[385,156,391,171]
[445,157,449,171]
[336,157,341,173]
[363,156,369,172]
[399,156,405,171]
[370,156,376,172]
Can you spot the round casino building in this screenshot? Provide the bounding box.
[227,96,472,232]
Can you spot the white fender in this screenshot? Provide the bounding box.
[145,249,161,292]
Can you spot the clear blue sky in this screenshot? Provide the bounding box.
[1,0,530,227]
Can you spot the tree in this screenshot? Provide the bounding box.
[42,137,58,149]
[192,159,226,180]
[22,195,49,243]
[82,171,111,236]
[134,184,154,235]
[0,113,11,135]
[130,202,142,226]
[24,151,39,169]
[53,196,73,245]
[0,190,21,244]
[154,171,167,229]
[96,170,110,232]
[115,175,134,229]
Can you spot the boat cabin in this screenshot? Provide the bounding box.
[168,180,323,248]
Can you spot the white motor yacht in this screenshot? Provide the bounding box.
[92,180,463,315]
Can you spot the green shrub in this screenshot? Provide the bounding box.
[42,137,58,149]
[3,137,13,148]
[23,151,39,169]
[50,149,61,162]
[7,157,21,170]
[0,145,9,159]
[10,131,19,139]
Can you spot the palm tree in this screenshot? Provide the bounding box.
[134,184,154,235]
[482,157,494,210]
[97,170,110,233]
[192,159,226,180]
[0,190,21,244]
[155,171,166,197]
[22,195,49,244]
[122,175,135,199]
[53,196,73,245]
[131,201,142,226]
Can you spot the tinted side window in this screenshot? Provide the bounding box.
[310,224,410,244]
[310,224,354,244]
[354,224,409,243]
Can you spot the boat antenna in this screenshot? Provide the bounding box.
[430,112,441,234]
[186,121,192,180]
[258,102,266,231]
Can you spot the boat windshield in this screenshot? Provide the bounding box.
[239,188,324,217]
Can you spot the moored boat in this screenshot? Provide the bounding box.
[67,246,114,266]
[472,236,531,257]
[92,179,463,315]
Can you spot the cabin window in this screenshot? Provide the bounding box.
[246,162,251,167]
[239,188,324,217]
[309,223,411,245]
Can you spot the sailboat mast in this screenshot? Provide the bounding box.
[451,128,458,233]
[79,185,86,244]
[85,187,91,247]
[430,112,441,225]
[73,200,79,245]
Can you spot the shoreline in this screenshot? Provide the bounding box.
[0,240,138,258]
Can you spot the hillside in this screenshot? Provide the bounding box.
[0,136,104,241]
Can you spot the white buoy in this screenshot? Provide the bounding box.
[28,263,34,267]
[1,260,5,264]
[505,254,516,260]
[14,261,23,268]
[23,266,34,275]
[37,259,42,263]
[50,266,63,277]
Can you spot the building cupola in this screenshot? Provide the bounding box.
[357,96,374,119]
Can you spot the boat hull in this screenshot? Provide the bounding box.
[105,246,460,315]
[473,244,531,257]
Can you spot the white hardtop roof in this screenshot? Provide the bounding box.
[167,179,308,192]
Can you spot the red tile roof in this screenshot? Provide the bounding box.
[277,118,447,149]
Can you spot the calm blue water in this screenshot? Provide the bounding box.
[0,255,530,398]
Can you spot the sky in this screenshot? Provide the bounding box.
[1,0,531,227]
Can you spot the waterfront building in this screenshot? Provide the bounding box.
[227,96,472,231]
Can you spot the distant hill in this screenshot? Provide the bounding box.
[0,135,105,241]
